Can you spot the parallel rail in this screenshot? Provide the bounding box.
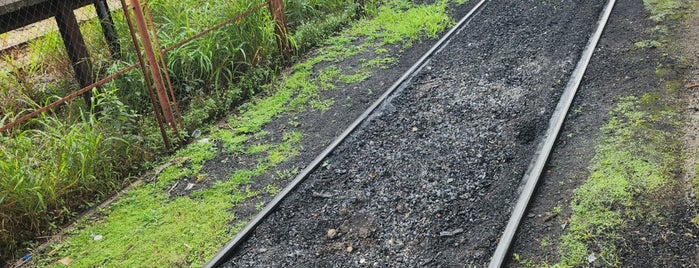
[206,0,617,266]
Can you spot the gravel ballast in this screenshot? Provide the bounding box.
[222,0,607,266]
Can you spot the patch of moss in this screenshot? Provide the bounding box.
[557,94,682,266]
[643,0,692,22]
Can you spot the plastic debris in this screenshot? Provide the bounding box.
[91,234,103,241]
[587,252,597,263]
[58,257,73,265]
[185,183,195,190]
[22,254,30,261]
[191,129,202,138]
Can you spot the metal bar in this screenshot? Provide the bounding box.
[269,0,290,61]
[128,0,178,138]
[0,63,138,133]
[94,0,121,59]
[119,0,171,150]
[144,4,183,130]
[203,0,488,266]
[487,0,617,266]
[54,0,94,107]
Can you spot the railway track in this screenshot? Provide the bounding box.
[206,0,616,266]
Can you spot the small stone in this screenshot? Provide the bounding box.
[412,126,418,132]
[439,228,464,237]
[327,229,338,239]
[359,227,372,238]
[360,258,366,264]
[312,191,333,198]
[346,246,354,253]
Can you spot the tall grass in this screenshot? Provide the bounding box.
[0,90,140,255]
[0,0,361,262]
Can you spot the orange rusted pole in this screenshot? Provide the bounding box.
[269,0,290,61]
[128,0,179,140]
[120,0,172,150]
[144,4,183,130]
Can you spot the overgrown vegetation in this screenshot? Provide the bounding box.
[0,0,358,262]
[1,0,464,265]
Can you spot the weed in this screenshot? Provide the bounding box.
[643,0,692,22]
[264,184,281,195]
[275,167,299,181]
[255,201,266,211]
[513,253,536,267]
[634,40,664,49]
[556,94,682,266]
[540,237,551,249]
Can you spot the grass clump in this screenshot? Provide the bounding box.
[29,0,460,265]
[557,94,682,266]
[40,127,301,267]
[0,0,359,261]
[643,0,692,22]
[0,88,143,259]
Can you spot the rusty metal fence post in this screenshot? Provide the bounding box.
[269,0,290,62]
[124,0,182,150]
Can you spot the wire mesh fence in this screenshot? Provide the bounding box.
[0,0,365,262]
[0,0,330,147]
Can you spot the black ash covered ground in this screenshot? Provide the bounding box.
[222,0,607,266]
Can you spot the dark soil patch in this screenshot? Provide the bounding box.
[510,0,699,266]
[220,0,609,266]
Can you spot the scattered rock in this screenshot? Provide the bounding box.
[312,191,333,198]
[439,228,464,237]
[587,252,597,264]
[327,229,338,239]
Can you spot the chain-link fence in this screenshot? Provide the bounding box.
[0,0,342,147]
[1,0,365,262]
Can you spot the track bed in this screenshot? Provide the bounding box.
[220,0,607,266]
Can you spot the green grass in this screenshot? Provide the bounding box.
[643,0,692,22]
[40,127,301,267]
[0,88,142,257]
[0,0,360,262]
[29,1,461,266]
[556,94,682,267]
[553,0,692,266]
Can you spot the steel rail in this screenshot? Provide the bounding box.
[203,0,490,267]
[488,0,617,267]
